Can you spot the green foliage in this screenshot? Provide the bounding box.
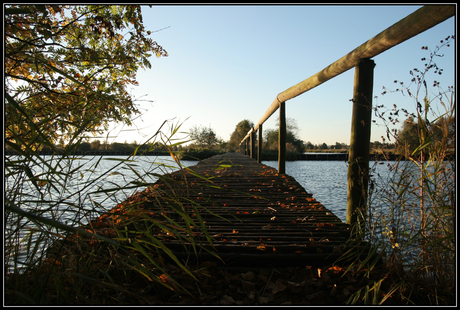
[263,117,305,154]
[395,114,455,156]
[108,142,136,153]
[90,140,101,150]
[228,119,254,151]
[305,141,315,150]
[5,5,167,150]
[189,125,222,148]
[77,141,92,152]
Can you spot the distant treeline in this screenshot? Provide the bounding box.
[4,141,227,160]
[5,139,453,161]
[6,145,452,161]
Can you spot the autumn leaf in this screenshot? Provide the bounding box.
[5,5,167,149]
[268,279,287,294]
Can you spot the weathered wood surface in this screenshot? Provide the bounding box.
[145,152,356,268]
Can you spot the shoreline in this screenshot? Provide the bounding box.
[5,150,454,162]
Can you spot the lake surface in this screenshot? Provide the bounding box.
[262,160,350,222]
[7,153,452,274]
[64,156,370,223]
[6,155,394,226]
[5,154,394,272]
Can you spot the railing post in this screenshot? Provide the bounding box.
[278,101,286,174]
[250,130,256,159]
[347,58,375,229]
[257,124,263,163]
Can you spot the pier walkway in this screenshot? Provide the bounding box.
[141,152,357,268]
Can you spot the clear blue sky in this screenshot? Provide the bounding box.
[104,4,455,147]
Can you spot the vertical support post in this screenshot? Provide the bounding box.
[257,124,263,163]
[278,101,286,174]
[347,58,375,229]
[250,130,256,159]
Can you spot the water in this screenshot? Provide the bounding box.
[6,155,397,227]
[5,154,437,273]
[5,155,389,240]
[5,155,199,224]
[5,155,198,272]
[262,160,350,222]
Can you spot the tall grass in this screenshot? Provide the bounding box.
[5,114,221,304]
[343,36,455,305]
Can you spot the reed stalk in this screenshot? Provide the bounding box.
[344,36,455,305]
[5,110,222,304]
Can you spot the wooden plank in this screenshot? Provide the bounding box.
[139,152,355,267]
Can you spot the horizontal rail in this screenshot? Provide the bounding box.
[240,5,454,143]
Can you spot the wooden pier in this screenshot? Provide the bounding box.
[139,152,358,268]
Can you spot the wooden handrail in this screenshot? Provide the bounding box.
[240,5,454,144]
[238,5,454,227]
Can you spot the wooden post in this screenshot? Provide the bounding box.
[250,130,256,159]
[347,58,375,228]
[257,124,263,163]
[278,101,286,174]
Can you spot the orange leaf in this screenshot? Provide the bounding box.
[159,274,170,283]
[327,266,343,273]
